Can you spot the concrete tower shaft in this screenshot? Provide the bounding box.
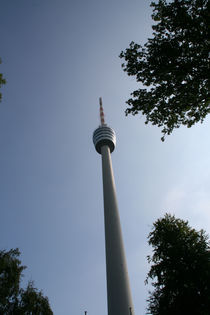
[93,99,134,315]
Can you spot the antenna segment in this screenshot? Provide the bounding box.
[99,97,105,125]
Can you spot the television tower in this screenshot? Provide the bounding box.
[93,98,134,315]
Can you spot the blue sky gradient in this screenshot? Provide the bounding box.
[1,1,210,314]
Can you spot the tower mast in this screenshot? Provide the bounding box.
[93,98,134,315]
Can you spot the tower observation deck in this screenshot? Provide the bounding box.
[93,98,134,315]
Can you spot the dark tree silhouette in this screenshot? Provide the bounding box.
[0,248,53,314]
[120,0,209,140]
[0,58,6,102]
[146,214,210,314]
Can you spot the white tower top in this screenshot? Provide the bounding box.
[93,98,116,154]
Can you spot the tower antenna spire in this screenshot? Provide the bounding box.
[99,97,105,125]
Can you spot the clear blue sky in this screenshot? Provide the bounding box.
[0,1,210,314]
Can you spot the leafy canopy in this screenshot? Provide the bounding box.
[0,58,6,102]
[146,214,210,314]
[120,0,210,140]
[0,248,53,314]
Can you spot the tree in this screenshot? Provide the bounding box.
[120,0,209,140]
[0,58,6,102]
[0,248,53,314]
[146,214,210,315]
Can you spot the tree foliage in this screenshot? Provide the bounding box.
[146,214,210,314]
[0,58,6,102]
[0,248,53,314]
[120,0,210,140]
